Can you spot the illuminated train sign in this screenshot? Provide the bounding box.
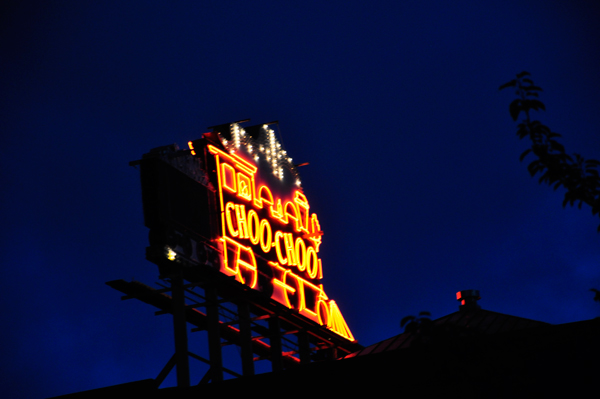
[141,122,354,341]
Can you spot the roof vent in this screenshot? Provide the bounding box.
[456,289,481,311]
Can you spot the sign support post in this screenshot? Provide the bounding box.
[171,272,190,387]
[237,301,255,376]
[297,330,311,364]
[205,285,224,382]
[269,316,283,371]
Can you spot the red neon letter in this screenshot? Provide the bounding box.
[284,233,297,266]
[305,246,319,279]
[259,219,272,253]
[225,202,238,237]
[247,209,260,245]
[295,237,307,272]
[274,231,287,265]
[234,204,249,239]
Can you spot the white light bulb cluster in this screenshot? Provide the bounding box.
[218,122,302,187]
[230,124,247,153]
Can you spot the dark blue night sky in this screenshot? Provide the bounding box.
[2,1,600,397]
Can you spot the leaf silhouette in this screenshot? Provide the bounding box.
[499,79,517,90]
[501,72,600,232]
[509,100,521,121]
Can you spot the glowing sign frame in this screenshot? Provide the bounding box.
[183,124,354,341]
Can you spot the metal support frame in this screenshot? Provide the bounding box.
[107,278,363,386]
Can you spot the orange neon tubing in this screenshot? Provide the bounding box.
[284,200,299,231]
[254,185,273,209]
[293,191,310,233]
[305,246,319,279]
[295,276,322,323]
[307,213,323,252]
[221,236,258,289]
[187,141,197,156]
[327,300,355,342]
[219,237,239,277]
[269,261,323,323]
[295,237,307,272]
[236,173,252,201]
[270,198,285,222]
[208,145,257,175]
[212,153,230,241]
[220,163,237,193]
[269,261,296,309]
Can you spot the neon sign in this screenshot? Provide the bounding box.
[187,124,355,341]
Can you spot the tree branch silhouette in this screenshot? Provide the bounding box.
[500,72,600,232]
